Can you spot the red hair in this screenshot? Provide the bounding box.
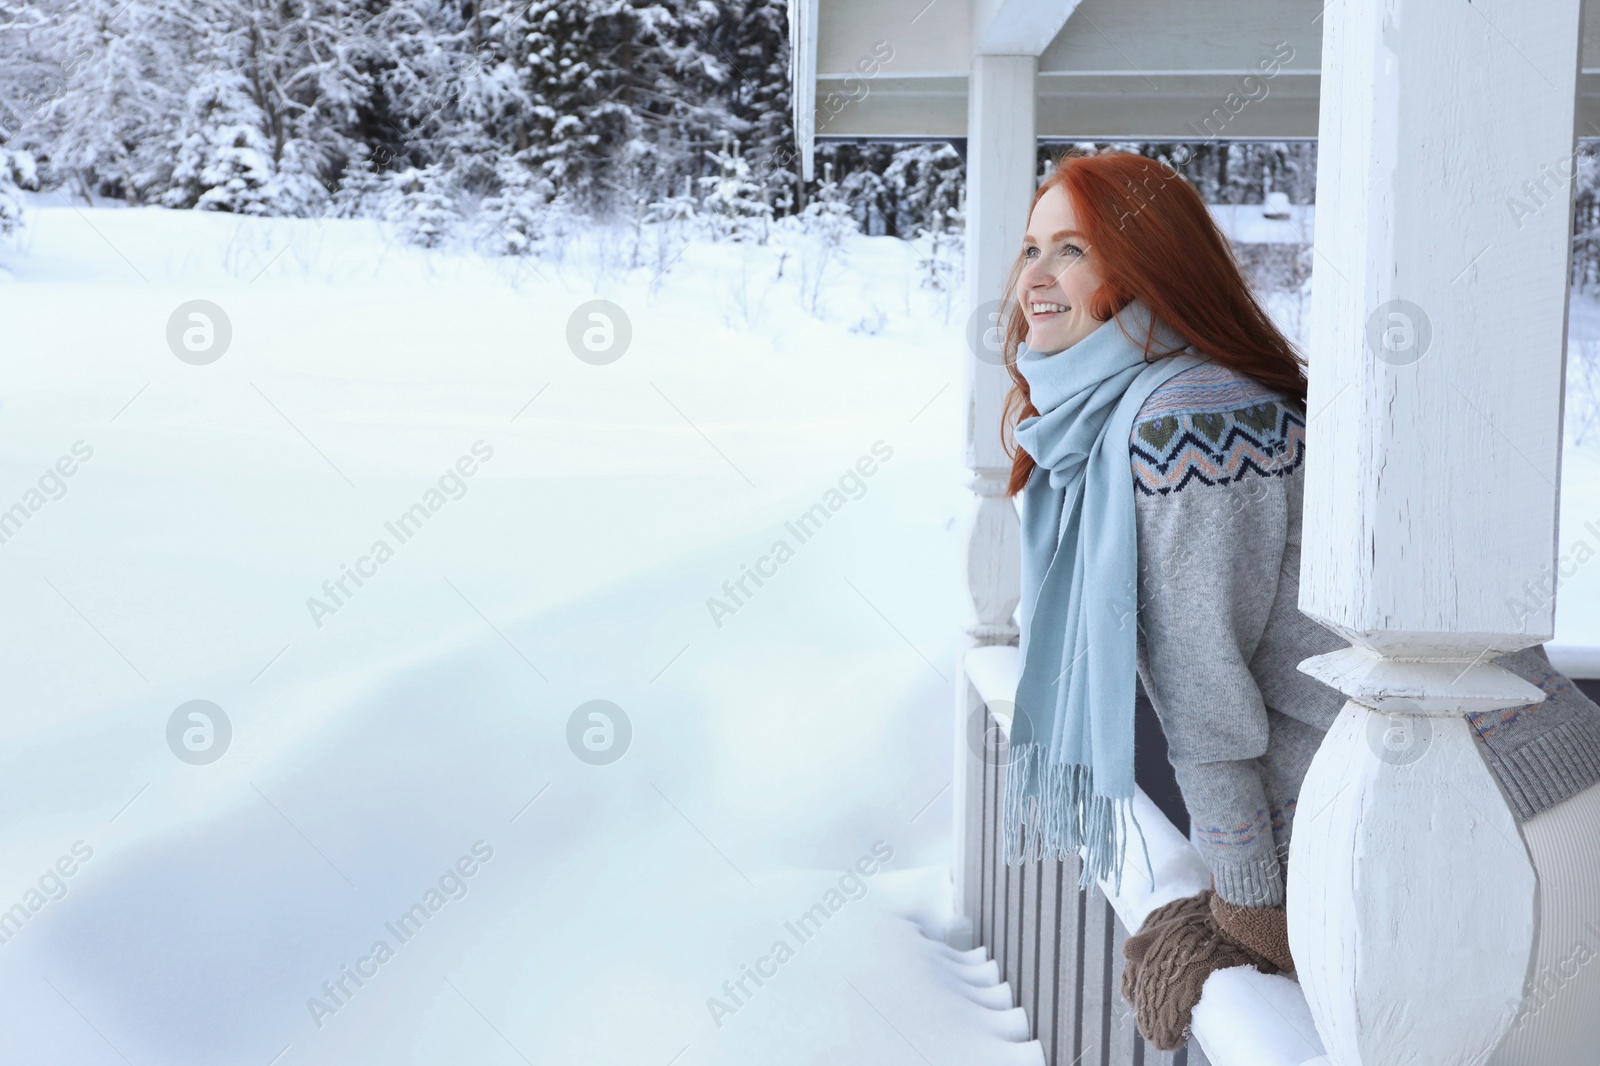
[1000,149,1308,496]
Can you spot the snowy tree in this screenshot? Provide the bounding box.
[17,0,195,202]
[0,2,59,142]
[508,0,614,208]
[697,134,772,243]
[385,164,458,248]
[719,0,797,214]
[162,71,281,214]
[0,146,33,240]
[185,0,370,213]
[1145,141,1317,205]
[364,0,524,183]
[787,172,856,249]
[473,154,555,256]
[1571,145,1600,289]
[839,165,890,236]
[883,144,963,236]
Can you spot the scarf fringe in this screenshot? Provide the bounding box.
[999,743,1155,897]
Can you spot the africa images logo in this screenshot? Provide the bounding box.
[706,841,894,1028]
[705,440,893,628]
[306,441,493,627]
[306,840,494,1029]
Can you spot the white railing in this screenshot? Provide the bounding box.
[962,645,1324,1066]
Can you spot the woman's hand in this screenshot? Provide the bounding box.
[1209,890,1294,973]
[1119,887,1290,1050]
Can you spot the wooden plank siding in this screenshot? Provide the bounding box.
[972,702,1207,1065]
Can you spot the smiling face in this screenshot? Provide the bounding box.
[1016,184,1109,355]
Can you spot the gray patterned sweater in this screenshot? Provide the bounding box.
[1128,360,1600,908]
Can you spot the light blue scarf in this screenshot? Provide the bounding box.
[1005,298,1208,894]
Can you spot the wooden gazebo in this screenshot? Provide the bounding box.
[791,1,1600,1063]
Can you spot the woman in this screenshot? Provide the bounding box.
[998,147,1600,1058]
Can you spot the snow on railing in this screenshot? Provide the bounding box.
[961,645,1327,1066]
[1548,644,1600,681]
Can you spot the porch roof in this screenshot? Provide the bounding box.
[791,0,1600,176]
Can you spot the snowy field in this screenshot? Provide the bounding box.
[0,197,1596,1066]
[0,196,1033,1066]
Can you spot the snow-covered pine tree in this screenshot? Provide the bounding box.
[838,161,890,236]
[163,69,280,214]
[697,0,795,215]
[473,153,555,255]
[1149,141,1316,205]
[386,163,458,247]
[792,164,857,245]
[1574,145,1600,289]
[487,0,601,209]
[365,0,525,193]
[157,0,368,215]
[883,142,963,238]
[698,133,772,242]
[516,0,739,215]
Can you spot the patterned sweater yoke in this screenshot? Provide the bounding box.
[1130,360,1307,495]
[1123,357,1600,910]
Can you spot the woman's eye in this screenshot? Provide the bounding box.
[1023,246,1039,259]
[1062,243,1084,257]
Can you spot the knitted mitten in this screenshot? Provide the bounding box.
[1119,888,1284,1050]
[1209,892,1294,973]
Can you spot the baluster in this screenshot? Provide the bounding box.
[1035,858,1062,1063]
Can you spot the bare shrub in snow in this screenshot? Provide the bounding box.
[719,260,758,329]
[641,180,697,290]
[850,306,887,335]
[778,193,857,318]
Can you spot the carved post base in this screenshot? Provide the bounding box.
[1289,646,1545,1066]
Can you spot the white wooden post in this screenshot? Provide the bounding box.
[787,0,817,182]
[949,51,1034,949]
[1290,2,1584,1064]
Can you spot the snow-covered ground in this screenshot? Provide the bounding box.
[0,197,1595,1065]
[0,198,1029,1066]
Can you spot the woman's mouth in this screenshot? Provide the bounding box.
[1030,301,1069,321]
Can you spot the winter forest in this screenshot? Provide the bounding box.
[0,2,1495,267]
[4,1,1599,282]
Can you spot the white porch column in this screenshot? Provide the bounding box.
[1291,2,1584,1064]
[949,52,1034,949]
